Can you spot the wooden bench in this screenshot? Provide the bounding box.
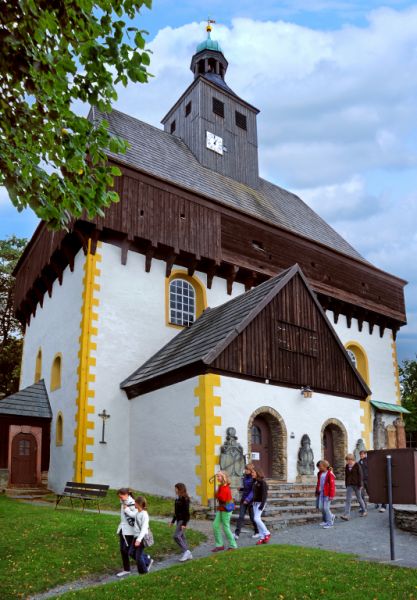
[55,482,109,513]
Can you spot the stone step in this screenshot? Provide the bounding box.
[264,496,356,507]
[264,503,353,516]
[5,486,50,498]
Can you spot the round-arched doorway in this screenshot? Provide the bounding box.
[248,407,287,480]
[321,419,348,479]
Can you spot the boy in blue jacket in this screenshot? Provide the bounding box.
[234,464,259,539]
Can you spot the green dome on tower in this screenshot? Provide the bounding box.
[196,31,223,54]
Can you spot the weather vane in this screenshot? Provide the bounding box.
[207,18,216,33]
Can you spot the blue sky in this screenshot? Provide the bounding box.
[1,0,417,364]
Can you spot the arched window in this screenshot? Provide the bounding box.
[50,354,62,391]
[166,271,207,328]
[251,425,262,445]
[345,342,369,386]
[347,349,357,369]
[56,412,63,446]
[35,348,42,383]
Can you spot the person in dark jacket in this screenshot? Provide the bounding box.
[234,464,258,540]
[252,467,271,545]
[170,483,192,562]
[358,450,368,513]
[340,453,367,520]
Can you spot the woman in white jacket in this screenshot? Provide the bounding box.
[116,488,137,577]
[126,495,154,575]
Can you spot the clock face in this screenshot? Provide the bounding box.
[206,131,223,155]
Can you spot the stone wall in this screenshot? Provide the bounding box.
[394,505,417,535]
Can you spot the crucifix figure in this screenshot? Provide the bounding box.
[98,409,111,444]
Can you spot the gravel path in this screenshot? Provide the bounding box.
[28,506,417,599]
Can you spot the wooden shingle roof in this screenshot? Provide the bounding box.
[121,265,371,399]
[93,108,364,262]
[0,380,52,419]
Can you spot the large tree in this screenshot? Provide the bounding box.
[0,1,152,229]
[399,357,417,434]
[0,237,27,397]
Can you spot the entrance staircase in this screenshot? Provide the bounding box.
[4,485,50,500]
[231,480,358,530]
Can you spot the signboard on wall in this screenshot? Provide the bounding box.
[251,452,260,460]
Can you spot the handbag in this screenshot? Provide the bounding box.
[224,501,235,513]
[143,527,154,547]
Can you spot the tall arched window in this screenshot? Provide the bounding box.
[166,271,207,328]
[50,354,62,391]
[251,425,262,445]
[56,412,63,446]
[345,342,369,386]
[34,348,42,383]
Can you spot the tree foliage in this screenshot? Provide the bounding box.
[399,357,417,432]
[0,237,27,396]
[0,1,152,229]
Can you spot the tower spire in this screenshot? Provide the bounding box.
[191,20,228,80]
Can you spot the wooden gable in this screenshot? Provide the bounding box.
[211,271,369,399]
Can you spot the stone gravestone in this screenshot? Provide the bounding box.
[296,434,315,482]
[373,414,387,450]
[386,424,397,449]
[354,438,366,462]
[219,427,246,496]
[394,418,406,448]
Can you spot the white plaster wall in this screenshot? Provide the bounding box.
[217,376,364,482]
[330,313,397,405]
[20,250,85,491]
[90,243,245,488]
[128,378,200,499]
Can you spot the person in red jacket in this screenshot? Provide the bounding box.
[212,471,238,552]
[316,460,336,529]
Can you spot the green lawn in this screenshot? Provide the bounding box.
[56,545,417,600]
[0,495,205,600]
[42,487,174,516]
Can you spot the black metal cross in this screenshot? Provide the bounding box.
[98,409,111,444]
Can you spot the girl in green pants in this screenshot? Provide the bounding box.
[212,471,238,551]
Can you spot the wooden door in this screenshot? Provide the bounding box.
[251,416,272,477]
[11,433,37,485]
[323,426,335,467]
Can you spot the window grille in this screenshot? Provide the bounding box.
[212,98,224,118]
[347,349,357,368]
[185,102,191,117]
[170,120,176,134]
[235,111,247,130]
[251,425,262,445]
[169,279,196,326]
[19,439,31,456]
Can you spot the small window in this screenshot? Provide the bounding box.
[19,439,31,456]
[35,348,42,383]
[347,349,357,369]
[251,425,262,445]
[56,412,63,446]
[235,111,247,130]
[169,278,196,326]
[212,98,224,118]
[170,120,176,134]
[51,354,62,391]
[185,102,191,117]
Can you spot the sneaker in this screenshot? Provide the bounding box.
[211,546,225,552]
[360,512,368,517]
[256,539,264,545]
[179,550,193,562]
[379,507,386,513]
[234,533,239,540]
[116,571,131,577]
[331,514,336,525]
[227,547,237,551]
[252,533,261,539]
[340,515,350,521]
[262,534,271,544]
[147,559,154,573]
[319,521,327,526]
[323,524,333,529]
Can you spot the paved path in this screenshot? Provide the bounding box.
[29,507,417,599]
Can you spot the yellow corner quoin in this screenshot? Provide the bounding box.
[345,341,371,450]
[391,334,402,406]
[73,240,102,482]
[194,374,222,506]
[165,269,207,329]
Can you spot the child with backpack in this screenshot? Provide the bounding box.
[212,471,238,552]
[315,460,336,528]
[170,482,192,562]
[126,495,154,575]
[116,487,137,577]
[252,467,271,545]
[234,464,258,540]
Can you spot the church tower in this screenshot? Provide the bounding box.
[161,23,260,188]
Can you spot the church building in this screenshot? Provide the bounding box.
[6,25,408,502]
